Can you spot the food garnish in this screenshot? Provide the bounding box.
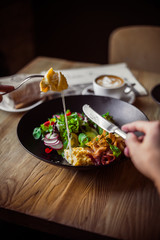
[33,110,125,166]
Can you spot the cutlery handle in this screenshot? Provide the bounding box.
[115,128,127,140]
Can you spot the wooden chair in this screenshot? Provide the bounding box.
[108,26,160,73]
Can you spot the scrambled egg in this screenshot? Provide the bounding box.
[64,147,94,166]
[40,67,68,92]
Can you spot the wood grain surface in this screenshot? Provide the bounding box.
[0,57,160,240]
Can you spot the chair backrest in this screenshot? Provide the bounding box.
[108,26,160,73]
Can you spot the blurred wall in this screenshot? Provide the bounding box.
[0,0,35,76]
[0,0,160,76]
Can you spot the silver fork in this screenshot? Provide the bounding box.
[0,74,44,95]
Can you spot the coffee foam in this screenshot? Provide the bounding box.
[96,75,124,88]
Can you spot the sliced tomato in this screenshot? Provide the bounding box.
[66,111,71,116]
[44,121,50,127]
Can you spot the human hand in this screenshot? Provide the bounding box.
[0,85,15,102]
[121,121,160,191]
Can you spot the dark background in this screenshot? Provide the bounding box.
[0,0,160,76]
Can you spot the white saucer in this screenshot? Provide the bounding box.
[0,94,44,113]
[82,85,135,104]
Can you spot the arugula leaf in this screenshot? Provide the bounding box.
[109,144,121,158]
[106,139,121,157]
[102,112,113,122]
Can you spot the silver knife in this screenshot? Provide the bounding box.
[82,104,127,139]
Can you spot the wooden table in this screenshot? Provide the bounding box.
[0,57,160,240]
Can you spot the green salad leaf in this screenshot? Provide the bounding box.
[33,127,41,139]
[102,112,113,122]
[107,139,121,157]
[78,133,90,147]
[56,112,83,143]
[109,144,121,158]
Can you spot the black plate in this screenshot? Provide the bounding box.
[151,84,160,105]
[17,95,148,169]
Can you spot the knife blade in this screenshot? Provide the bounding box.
[82,104,127,139]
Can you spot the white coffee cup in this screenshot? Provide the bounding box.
[93,75,132,99]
